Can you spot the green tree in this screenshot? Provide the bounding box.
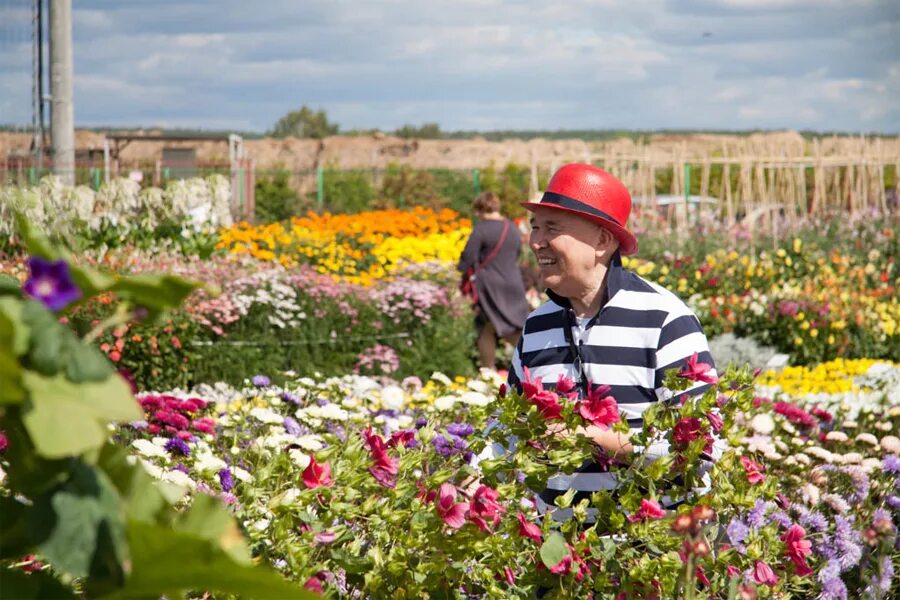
[269,106,339,139]
[394,122,442,139]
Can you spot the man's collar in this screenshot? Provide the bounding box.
[545,251,625,315]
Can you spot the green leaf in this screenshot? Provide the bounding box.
[111,274,200,319]
[0,297,30,355]
[21,371,141,458]
[96,444,169,524]
[539,532,569,570]
[0,417,71,495]
[28,462,128,581]
[0,273,21,296]
[21,301,112,382]
[104,520,315,600]
[0,568,77,599]
[0,346,26,405]
[176,494,251,565]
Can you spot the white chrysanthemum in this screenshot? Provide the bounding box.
[880,435,900,454]
[249,407,285,424]
[431,372,453,386]
[434,395,457,411]
[294,435,324,451]
[825,431,849,443]
[132,439,168,459]
[467,379,490,394]
[800,483,820,505]
[193,451,227,474]
[306,403,350,421]
[860,457,882,473]
[162,469,195,489]
[233,467,253,482]
[460,391,491,406]
[750,414,775,435]
[289,449,311,469]
[381,385,406,410]
[854,433,878,446]
[805,446,836,463]
[252,518,270,531]
[838,452,862,464]
[793,453,811,465]
[139,459,164,479]
[822,493,850,514]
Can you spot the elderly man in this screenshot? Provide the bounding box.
[508,163,717,517]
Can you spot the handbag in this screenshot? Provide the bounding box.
[459,220,510,305]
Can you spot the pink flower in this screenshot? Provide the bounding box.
[579,385,620,429]
[549,552,572,575]
[628,498,666,522]
[672,417,713,452]
[191,417,216,434]
[503,566,515,585]
[304,574,324,594]
[388,429,416,448]
[314,530,337,544]
[726,565,741,578]
[516,512,542,542]
[555,374,579,399]
[302,456,333,489]
[781,525,813,576]
[752,560,778,587]
[436,483,469,529]
[706,411,724,433]
[522,367,564,420]
[677,352,719,384]
[740,456,766,485]
[363,427,399,487]
[468,485,506,532]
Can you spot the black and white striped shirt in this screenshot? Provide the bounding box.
[507,252,717,517]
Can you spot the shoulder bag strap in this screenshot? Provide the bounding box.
[473,219,510,274]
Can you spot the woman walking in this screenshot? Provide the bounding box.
[458,191,529,370]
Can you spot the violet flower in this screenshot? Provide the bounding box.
[22,256,82,311]
[218,467,235,493]
[251,375,271,387]
[164,437,191,457]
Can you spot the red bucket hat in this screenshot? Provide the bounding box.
[522,163,638,255]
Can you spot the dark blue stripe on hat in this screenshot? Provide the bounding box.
[539,191,622,226]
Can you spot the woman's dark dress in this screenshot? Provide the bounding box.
[457,219,529,338]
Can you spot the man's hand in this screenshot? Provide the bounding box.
[575,425,633,458]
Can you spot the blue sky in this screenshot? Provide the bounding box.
[1,0,898,133]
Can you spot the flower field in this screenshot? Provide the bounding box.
[1,177,898,598]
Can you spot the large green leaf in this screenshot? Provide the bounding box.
[104,520,314,600]
[0,273,21,296]
[0,297,30,355]
[0,306,27,405]
[0,568,76,599]
[28,462,128,582]
[0,417,71,495]
[96,444,170,524]
[21,371,141,458]
[539,532,569,571]
[110,274,199,319]
[21,301,112,382]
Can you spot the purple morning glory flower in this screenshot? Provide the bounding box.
[218,467,234,493]
[164,437,191,457]
[251,375,271,387]
[22,256,82,311]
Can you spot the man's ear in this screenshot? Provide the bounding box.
[595,227,619,260]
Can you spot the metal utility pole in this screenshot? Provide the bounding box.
[50,0,74,185]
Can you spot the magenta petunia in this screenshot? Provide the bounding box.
[628,498,666,522]
[436,483,469,529]
[302,456,333,489]
[22,256,82,312]
[677,352,719,385]
[578,385,620,429]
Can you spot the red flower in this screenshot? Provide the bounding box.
[468,485,505,532]
[706,411,724,433]
[772,401,816,428]
[555,374,579,399]
[0,431,7,454]
[579,385,620,429]
[192,417,216,434]
[304,574,324,594]
[549,550,572,575]
[503,566,515,585]
[436,483,469,529]
[302,456,333,489]
[516,512,542,542]
[672,417,713,452]
[522,368,564,420]
[752,560,778,586]
[781,525,813,576]
[740,456,766,485]
[695,565,710,587]
[363,427,399,487]
[628,498,666,522]
[388,429,416,448]
[676,352,719,384]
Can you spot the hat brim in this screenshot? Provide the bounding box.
[521,201,638,255]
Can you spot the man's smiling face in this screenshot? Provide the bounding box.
[529,207,613,300]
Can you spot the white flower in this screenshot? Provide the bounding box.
[140,459,164,479]
[380,385,406,410]
[880,435,900,454]
[433,395,457,411]
[854,433,878,446]
[194,451,227,474]
[233,467,253,482]
[805,446,837,463]
[306,403,350,421]
[249,407,285,424]
[162,469,195,489]
[289,449,311,469]
[467,379,490,393]
[294,435,324,451]
[861,457,882,473]
[800,483,820,505]
[459,391,491,406]
[252,518,270,531]
[132,439,168,459]
[822,493,850,514]
[825,431,849,443]
[751,414,775,435]
[431,372,453,386]
[793,453,811,465]
[838,452,862,464]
